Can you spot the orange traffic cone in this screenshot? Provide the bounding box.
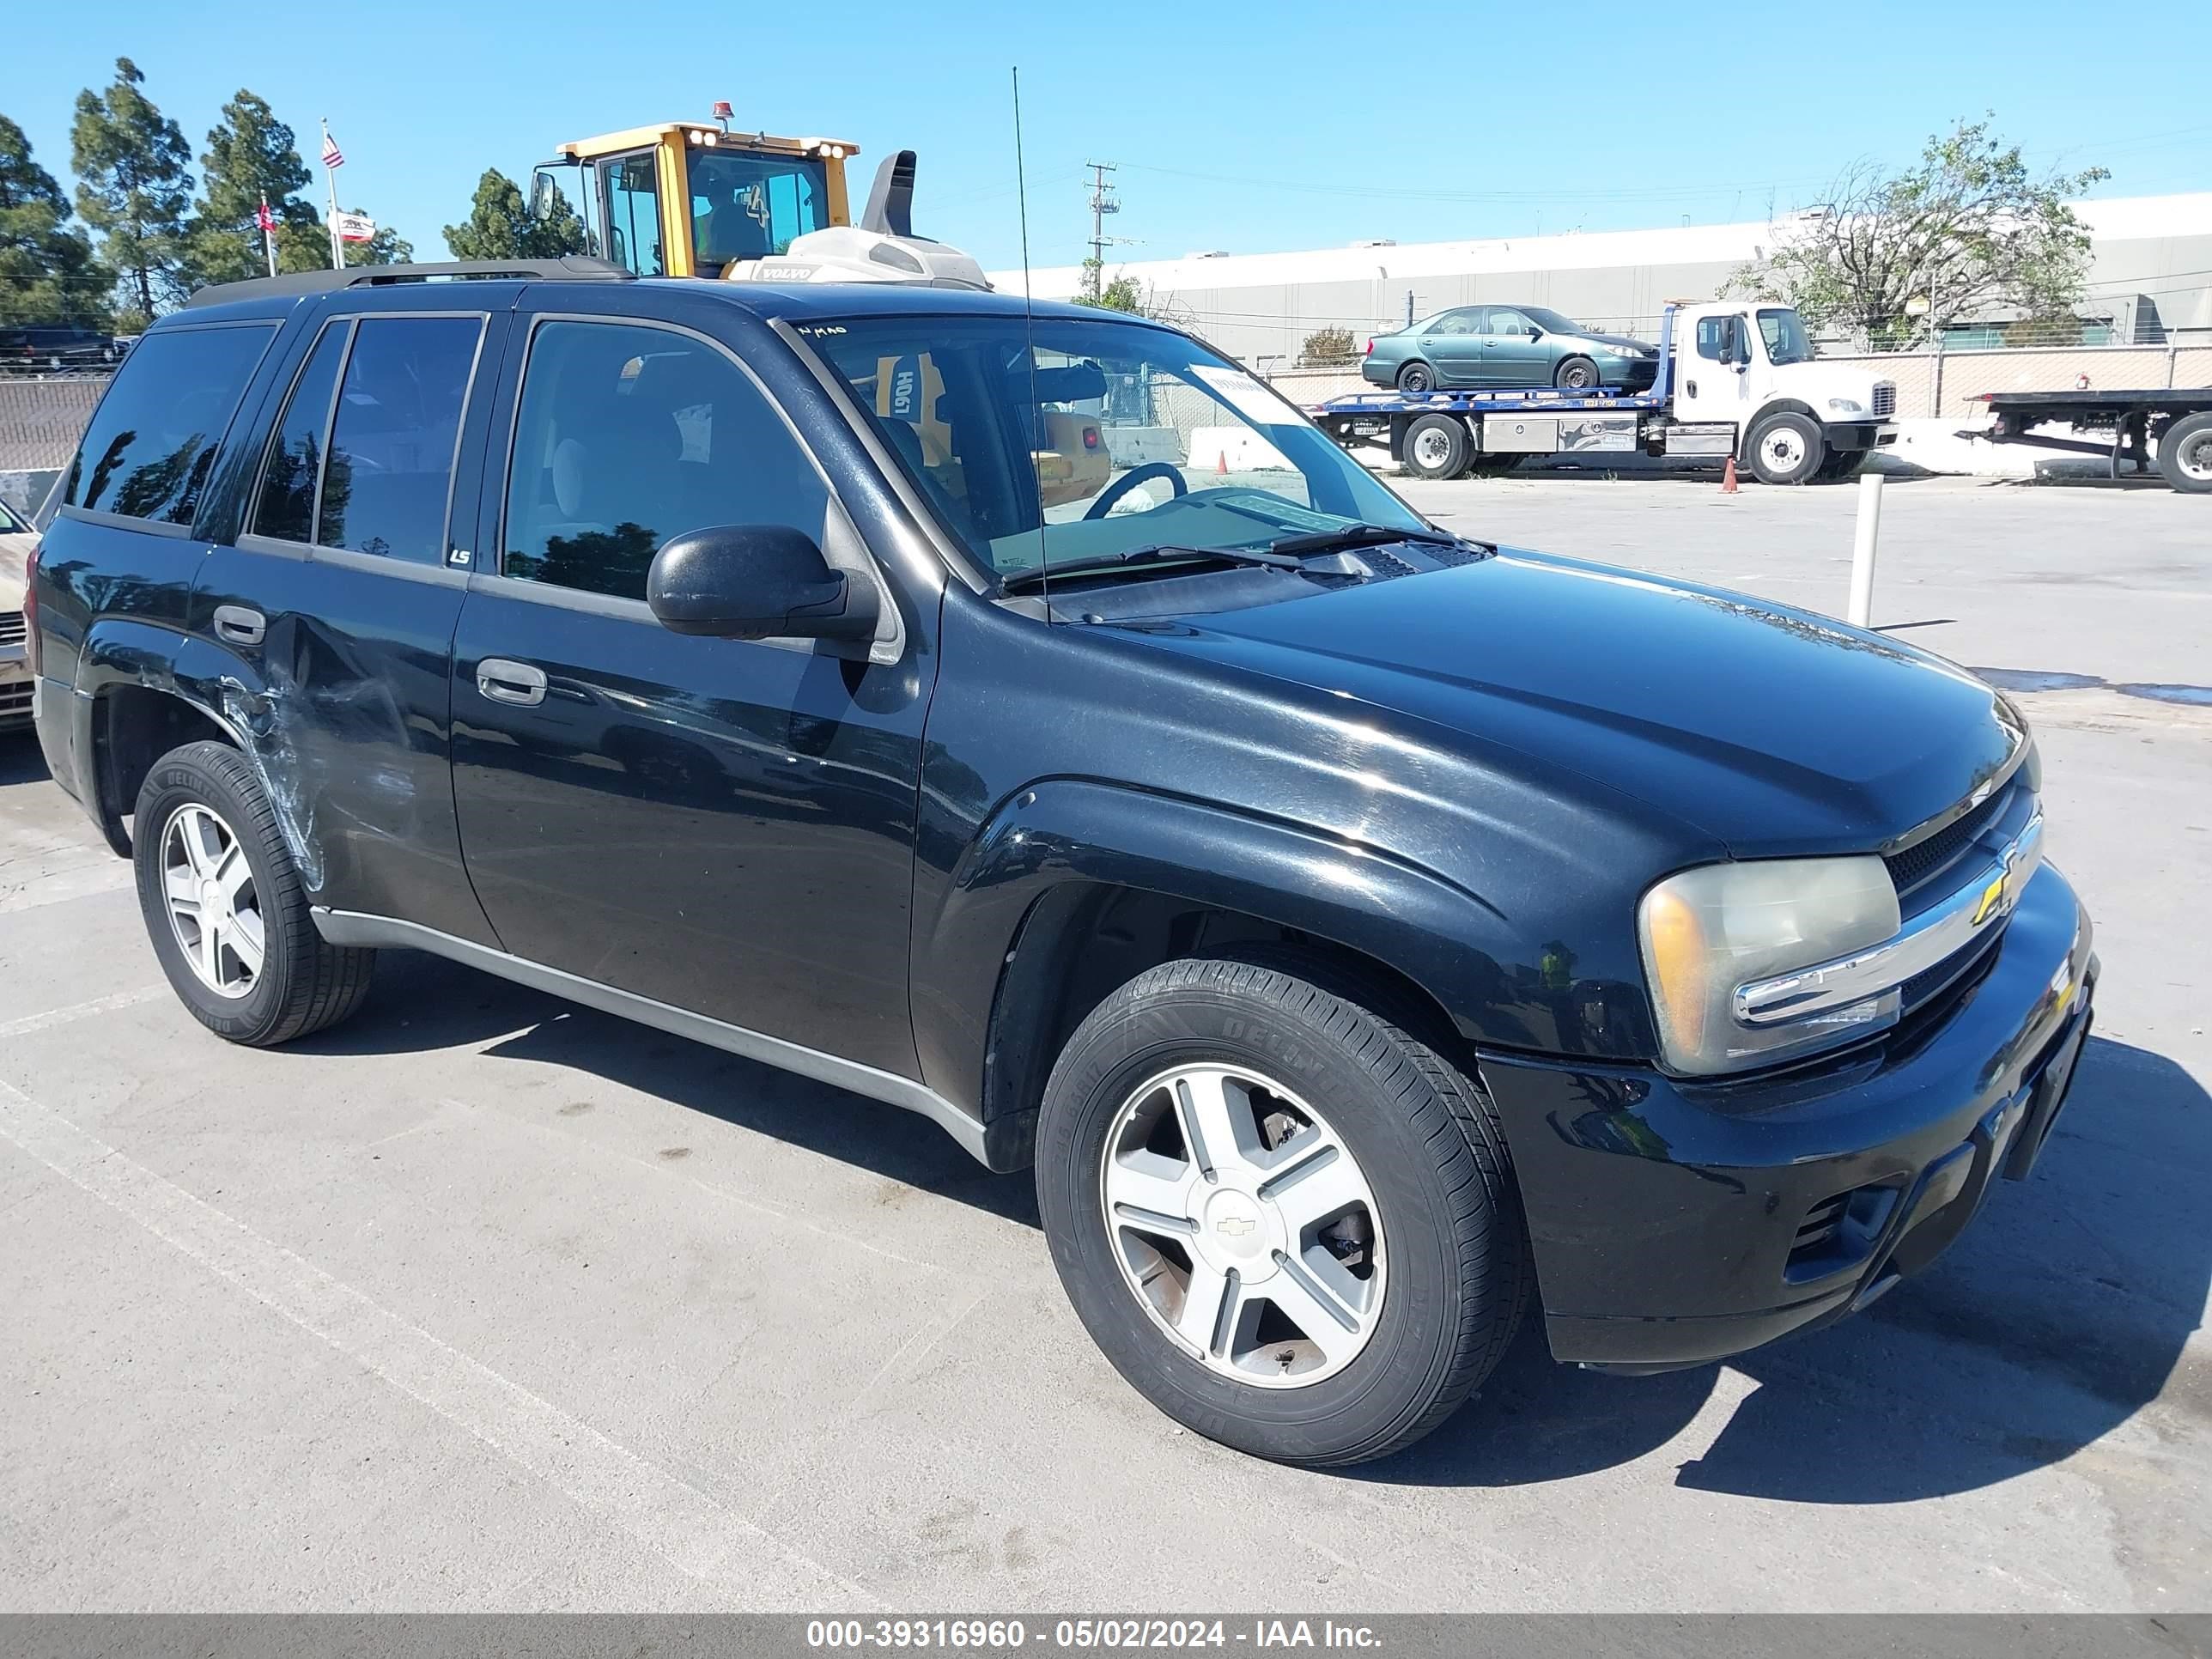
[1216,451,1230,476]
[1722,455,1740,494]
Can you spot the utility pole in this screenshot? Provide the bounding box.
[1085,161,1119,301]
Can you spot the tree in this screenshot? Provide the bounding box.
[1300,326,1358,367]
[1728,117,2108,349]
[182,90,323,288]
[1078,272,1146,314]
[0,115,111,326]
[443,167,588,261]
[70,58,194,319]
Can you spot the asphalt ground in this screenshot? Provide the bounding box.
[2,473,2207,1613]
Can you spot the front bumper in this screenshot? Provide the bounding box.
[1484,861,2094,1372]
[0,640,30,729]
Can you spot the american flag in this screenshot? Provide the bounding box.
[255,195,275,232]
[320,125,344,169]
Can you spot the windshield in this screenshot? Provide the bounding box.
[1758,307,1816,365]
[806,314,1427,582]
[690,150,830,265]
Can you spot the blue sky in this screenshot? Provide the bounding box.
[12,0,2212,276]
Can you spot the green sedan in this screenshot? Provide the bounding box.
[1363,303,1660,393]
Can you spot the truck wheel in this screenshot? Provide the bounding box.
[1745,411,1824,484]
[2156,410,2212,493]
[1035,953,1529,1467]
[1553,356,1599,391]
[133,740,376,1047]
[1402,413,1471,479]
[1395,360,1437,394]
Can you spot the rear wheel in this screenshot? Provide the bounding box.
[1035,953,1528,1467]
[2157,410,2212,493]
[1745,410,1824,485]
[133,740,376,1046]
[1401,413,1471,480]
[1553,356,1599,392]
[1395,360,1437,394]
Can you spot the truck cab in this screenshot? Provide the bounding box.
[1668,300,1898,483]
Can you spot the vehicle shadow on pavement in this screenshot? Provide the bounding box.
[1352,1034,2210,1503]
[0,735,52,786]
[293,949,1042,1226]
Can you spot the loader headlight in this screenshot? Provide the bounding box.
[1638,857,1902,1075]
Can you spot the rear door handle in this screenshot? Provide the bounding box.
[477,658,548,707]
[212,605,264,647]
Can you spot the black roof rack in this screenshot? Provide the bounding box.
[183,257,632,309]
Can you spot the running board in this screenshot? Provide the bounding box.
[310,907,998,1168]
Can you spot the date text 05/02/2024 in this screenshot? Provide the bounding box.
[805,1619,1383,1650]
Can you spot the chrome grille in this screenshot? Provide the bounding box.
[0,611,22,647]
[1871,382,1896,418]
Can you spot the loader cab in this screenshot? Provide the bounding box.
[533,120,857,279]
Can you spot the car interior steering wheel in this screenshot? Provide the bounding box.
[1084,461,1188,520]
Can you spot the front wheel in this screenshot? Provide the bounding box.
[1744,410,1825,484]
[1035,954,1529,1467]
[1553,356,1599,392]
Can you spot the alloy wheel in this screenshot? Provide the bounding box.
[1099,1064,1387,1388]
[159,803,265,1000]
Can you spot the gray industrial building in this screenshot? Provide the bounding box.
[994,192,2212,366]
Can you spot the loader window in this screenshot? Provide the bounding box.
[690,151,830,270]
[598,152,665,276]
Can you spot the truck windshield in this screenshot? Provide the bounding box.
[1758,308,1816,365]
[690,150,830,265]
[805,314,1427,582]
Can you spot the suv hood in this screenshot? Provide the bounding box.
[1135,550,2023,854]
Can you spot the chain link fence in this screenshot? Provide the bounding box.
[0,377,107,472]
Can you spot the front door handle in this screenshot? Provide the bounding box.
[212,605,264,647]
[477,658,548,707]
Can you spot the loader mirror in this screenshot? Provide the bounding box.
[528,170,557,222]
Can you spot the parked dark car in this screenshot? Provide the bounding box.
[0,325,125,374]
[1364,303,1658,392]
[29,262,2094,1468]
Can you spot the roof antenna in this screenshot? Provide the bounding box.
[1012,66,1051,620]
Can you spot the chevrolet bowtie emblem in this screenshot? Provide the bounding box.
[1216,1216,1256,1237]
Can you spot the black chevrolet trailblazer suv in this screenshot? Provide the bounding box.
[25,258,2096,1466]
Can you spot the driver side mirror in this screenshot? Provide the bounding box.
[1717,316,1748,365]
[528,169,557,222]
[1527,326,1543,341]
[647,525,879,644]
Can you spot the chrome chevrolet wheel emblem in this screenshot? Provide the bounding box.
[1215,1215,1255,1237]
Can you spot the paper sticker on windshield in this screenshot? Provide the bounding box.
[1190,364,1296,426]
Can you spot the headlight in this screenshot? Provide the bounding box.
[1638,857,1901,1075]
[1603,343,1649,358]
[1827,397,1865,415]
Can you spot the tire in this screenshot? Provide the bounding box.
[133,740,376,1046]
[1553,356,1599,392]
[1744,410,1824,485]
[1401,413,1471,480]
[1035,952,1529,1467]
[1395,359,1437,394]
[2156,410,2212,493]
[1815,447,1869,482]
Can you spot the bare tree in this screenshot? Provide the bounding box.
[1729,118,2108,349]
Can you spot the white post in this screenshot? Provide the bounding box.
[1847,470,1885,627]
[322,119,344,270]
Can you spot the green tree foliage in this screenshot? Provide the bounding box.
[70,58,193,318]
[0,114,110,326]
[183,90,325,286]
[1728,117,2108,349]
[1077,272,1146,314]
[1300,326,1358,367]
[443,168,589,261]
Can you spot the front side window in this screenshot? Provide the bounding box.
[599,153,665,276]
[689,150,830,269]
[1759,307,1815,364]
[1695,316,1739,361]
[1485,308,1534,336]
[64,325,274,524]
[808,314,1425,581]
[501,319,829,602]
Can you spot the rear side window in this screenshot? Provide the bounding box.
[64,325,274,525]
[249,314,483,562]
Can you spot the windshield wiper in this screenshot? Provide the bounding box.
[999,543,1304,593]
[1266,522,1464,557]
